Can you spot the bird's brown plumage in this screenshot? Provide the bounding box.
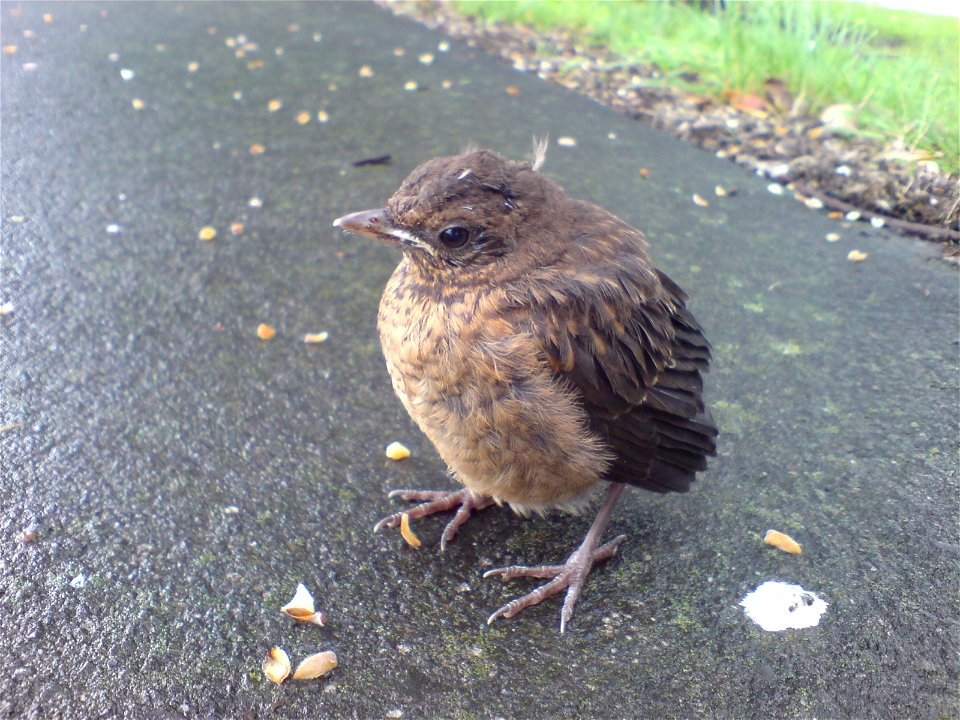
[362,149,716,509]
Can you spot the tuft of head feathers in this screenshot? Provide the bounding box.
[531,135,548,172]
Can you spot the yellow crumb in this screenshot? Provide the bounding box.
[764,529,802,554]
[399,513,421,548]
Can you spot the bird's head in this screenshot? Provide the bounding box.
[333,147,566,283]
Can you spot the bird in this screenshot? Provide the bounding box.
[333,144,717,632]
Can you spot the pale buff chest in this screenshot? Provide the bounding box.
[376,260,611,513]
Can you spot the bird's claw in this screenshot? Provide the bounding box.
[373,488,495,551]
[484,534,627,632]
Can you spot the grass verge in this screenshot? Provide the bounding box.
[454,0,959,174]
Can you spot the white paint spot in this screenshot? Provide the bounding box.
[70,573,87,588]
[740,580,827,632]
[120,68,135,80]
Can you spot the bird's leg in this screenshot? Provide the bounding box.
[484,482,627,633]
[373,488,496,551]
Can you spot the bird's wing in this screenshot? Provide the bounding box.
[520,258,717,494]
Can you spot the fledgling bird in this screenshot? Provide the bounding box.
[333,146,717,632]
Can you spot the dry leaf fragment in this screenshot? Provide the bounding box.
[399,513,421,548]
[262,647,291,684]
[198,226,217,241]
[692,193,709,207]
[385,441,410,460]
[764,529,802,554]
[293,650,337,680]
[257,323,276,340]
[304,332,329,344]
[847,250,869,262]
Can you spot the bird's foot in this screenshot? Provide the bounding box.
[373,488,496,551]
[484,534,627,633]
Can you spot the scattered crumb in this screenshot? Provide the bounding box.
[230,222,244,235]
[303,332,329,344]
[296,111,311,125]
[845,211,861,221]
[257,323,276,340]
[393,47,406,56]
[267,99,282,112]
[763,529,802,554]
[106,224,121,234]
[418,53,434,65]
[714,185,727,197]
[767,183,784,195]
[438,40,450,52]
[803,197,824,209]
[222,505,240,514]
[847,250,869,262]
[43,13,53,23]
[70,574,87,588]
[198,226,217,241]
[293,651,337,681]
[825,233,840,242]
[0,302,13,315]
[187,61,199,73]
[399,513,421,549]
[262,647,291,685]
[19,528,38,543]
[120,68,135,80]
[249,197,263,208]
[358,65,374,77]
[692,193,709,207]
[317,110,330,123]
[870,217,885,228]
[280,583,327,626]
[108,52,119,62]
[249,143,265,155]
[385,441,410,460]
[404,80,418,92]
[386,711,403,720]
[639,168,650,178]
[131,98,145,110]
[22,62,38,72]
[2,45,16,55]
[556,136,577,147]
[441,80,452,89]
[505,86,520,96]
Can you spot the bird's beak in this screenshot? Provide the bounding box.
[333,208,429,252]
[332,208,389,237]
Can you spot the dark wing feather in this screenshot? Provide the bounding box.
[526,255,717,494]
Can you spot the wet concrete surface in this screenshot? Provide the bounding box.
[1,2,957,718]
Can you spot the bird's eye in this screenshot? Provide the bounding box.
[438,226,471,249]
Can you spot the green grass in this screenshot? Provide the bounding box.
[455,0,959,173]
